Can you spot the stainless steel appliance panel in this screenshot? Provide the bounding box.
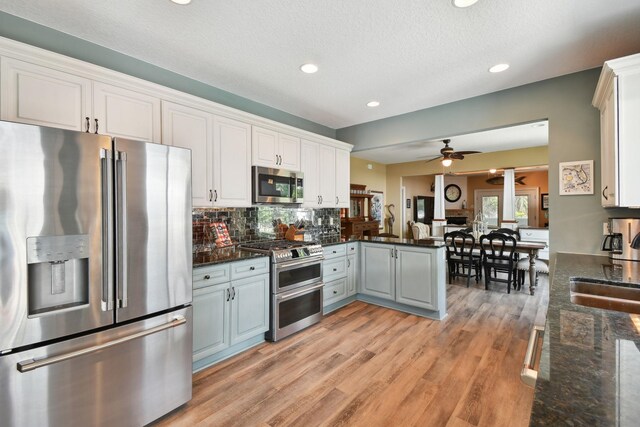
[273,258,323,293]
[0,122,114,352]
[113,138,192,322]
[610,218,640,261]
[269,283,323,341]
[252,166,303,204]
[0,307,192,427]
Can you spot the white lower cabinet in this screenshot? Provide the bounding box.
[192,258,269,364]
[322,243,357,310]
[360,243,444,313]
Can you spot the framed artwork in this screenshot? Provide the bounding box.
[541,193,549,210]
[370,191,384,230]
[559,160,594,195]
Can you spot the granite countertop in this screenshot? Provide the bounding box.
[318,235,445,248]
[193,246,267,267]
[531,253,640,426]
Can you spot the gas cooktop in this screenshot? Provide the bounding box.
[240,240,323,263]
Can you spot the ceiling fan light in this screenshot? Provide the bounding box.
[489,168,497,174]
[452,0,478,8]
[442,158,453,167]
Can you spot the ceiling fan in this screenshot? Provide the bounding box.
[426,139,481,166]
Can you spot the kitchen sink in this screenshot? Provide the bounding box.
[570,278,640,314]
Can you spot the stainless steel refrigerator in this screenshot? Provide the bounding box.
[0,120,193,427]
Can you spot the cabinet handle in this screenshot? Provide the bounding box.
[602,186,608,200]
[94,118,99,134]
[318,195,321,205]
[226,289,230,302]
[275,154,279,165]
[347,259,351,267]
[278,155,282,165]
[333,268,337,272]
[204,274,211,280]
[214,190,218,202]
[395,249,398,258]
[250,266,255,270]
[336,196,339,204]
[231,287,236,300]
[209,189,213,202]
[333,290,338,295]
[320,196,323,204]
[85,117,90,133]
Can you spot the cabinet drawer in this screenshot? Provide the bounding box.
[347,242,358,254]
[323,257,347,281]
[193,264,230,289]
[324,244,347,259]
[230,257,270,280]
[323,278,347,307]
[520,229,549,242]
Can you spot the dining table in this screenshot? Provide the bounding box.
[432,236,547,295]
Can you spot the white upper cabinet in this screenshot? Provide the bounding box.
[593,53,640,207]
[162,101,213,207]
[300,140,320,208]
[301,139,351,208]
[1,57,90,131]
[335,148,350,208]
[213,116,252,207]
[252,125,300,170]
[0,57,161,142]
[93,82,161,142]
[162,101,251,208]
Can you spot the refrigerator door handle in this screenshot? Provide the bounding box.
[16,315,187,373]
[100,148,115,311]
[116,150,129,309]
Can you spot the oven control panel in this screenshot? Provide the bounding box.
[273,244,323,263]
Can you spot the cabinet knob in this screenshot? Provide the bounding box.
[204,274,211,280]
[333,290,338,294]
[250,266,255,270]
[333,268,337,272]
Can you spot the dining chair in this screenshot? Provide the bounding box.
[444,231,482,287]
[480,233,518,293]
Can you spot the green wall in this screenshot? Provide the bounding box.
[337,69,640,257]
[0,11,335,139]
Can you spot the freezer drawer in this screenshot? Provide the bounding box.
[0,307,192,427]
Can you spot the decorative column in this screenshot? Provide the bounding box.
[432,174,447,236]
[501,168,518,230]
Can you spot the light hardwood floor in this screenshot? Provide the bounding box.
[154,276,548,427]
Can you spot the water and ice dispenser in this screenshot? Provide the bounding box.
[27,235,90,316]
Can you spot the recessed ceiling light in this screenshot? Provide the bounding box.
[170,0,192,4]
[452,0,479,8]
[300,63,318,74]
[366,101,380,108]
[489,63,510,73]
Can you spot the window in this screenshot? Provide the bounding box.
[475,188,539,227]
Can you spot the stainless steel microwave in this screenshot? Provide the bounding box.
[252,166,304,204]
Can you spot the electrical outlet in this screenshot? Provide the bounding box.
[329,217,334,225]
[603,222,609,235]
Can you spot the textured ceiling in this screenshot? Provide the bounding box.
[352,121,549,164]
[1,1,639,130]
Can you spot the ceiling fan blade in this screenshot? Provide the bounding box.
[449,152,465,160]
[425,155,444,164]
[455,150,482,155]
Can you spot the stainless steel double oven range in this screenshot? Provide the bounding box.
[241,240,324,341]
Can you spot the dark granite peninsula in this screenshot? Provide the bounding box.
[531,253,640,426]
[193,245,267,267]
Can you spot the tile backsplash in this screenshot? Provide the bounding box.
[193,207,340,251]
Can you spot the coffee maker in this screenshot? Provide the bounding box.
[602,218,640,261]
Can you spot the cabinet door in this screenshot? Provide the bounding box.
[395,247,436,310]
[300,140,320,208]
[162,101,213,207]
[193,283,230,361]
[335,148,351,208]
[230,274,269,345]
[318,144,336,207]
[0,57,90,131]
[278,133,301,170]
[360,243,394,300]
[93,82,161,142]
[617,72,640,207]
[600,81,617,206]
[213,116,252,207]
[252,126,278,167]
[347,254,357,296]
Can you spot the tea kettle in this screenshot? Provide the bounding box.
[602,233,623,253]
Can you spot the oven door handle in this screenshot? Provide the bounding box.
[274,257,324,270]
[277,283,324,301]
